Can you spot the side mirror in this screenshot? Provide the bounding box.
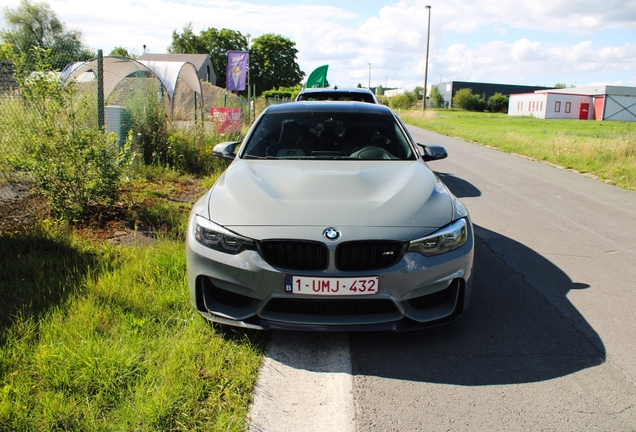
[417,143,448,161]
[212,141,241,160]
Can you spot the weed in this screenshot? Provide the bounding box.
[1,47,134,221]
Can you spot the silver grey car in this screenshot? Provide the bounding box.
[186,101,474,330]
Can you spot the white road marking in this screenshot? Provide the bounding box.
[247,332,355,432]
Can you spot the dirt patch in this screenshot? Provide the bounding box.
[0,183,48,234]
[1,178,206,245]
[72,201,158,246]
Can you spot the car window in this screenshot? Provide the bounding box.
[296,92,376,103]
[242,111,415,160]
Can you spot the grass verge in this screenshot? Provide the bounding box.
[400,110,636,191]
[0,174,264,431]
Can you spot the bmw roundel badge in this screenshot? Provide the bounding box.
[323,227,341,241]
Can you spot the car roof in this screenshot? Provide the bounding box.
[295,87,378,103]
[264,100,391,115]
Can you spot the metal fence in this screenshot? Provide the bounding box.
[0,44,267,232]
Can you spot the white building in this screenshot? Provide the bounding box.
[384,88,405,97]
[509,85,636,122]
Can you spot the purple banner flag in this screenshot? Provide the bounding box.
[226,50,248,91]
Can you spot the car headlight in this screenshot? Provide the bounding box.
[194,215,255,254]
[408,218,468,256]
[452,196,468,220]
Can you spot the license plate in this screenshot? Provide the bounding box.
[284,275,379,296]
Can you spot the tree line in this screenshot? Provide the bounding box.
[1,0,305,96]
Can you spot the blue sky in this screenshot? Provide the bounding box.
[2,0,635,90]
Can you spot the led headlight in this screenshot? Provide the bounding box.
[408,218,468,256]
[452,196,468,220]
[194,215,255,254]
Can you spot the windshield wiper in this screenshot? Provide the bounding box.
[242,154,273,159]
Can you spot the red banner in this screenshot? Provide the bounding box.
[210,107,241,134]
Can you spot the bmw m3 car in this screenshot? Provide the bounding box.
[186,101,474,330]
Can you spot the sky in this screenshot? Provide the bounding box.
[1,0,635,91]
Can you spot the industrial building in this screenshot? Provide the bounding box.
[433,81,553,108]
[508,85,636,121]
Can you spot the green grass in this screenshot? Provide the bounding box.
[400,110,636,191]
[0,177,265,431]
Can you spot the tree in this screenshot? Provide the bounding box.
[376,85,384,96]
[429,85,445,108]
[412,86,423,101]
[199,28,247,89]
[0,42,14,60]
[554,83,566,88]
[168,23,207,54]
[169,24,247,89]
[487,92,509,113]
[249,34,304,96]
[109,46,137,59]
[0,0,93,70]
[168,26,303,94]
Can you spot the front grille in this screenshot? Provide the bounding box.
[408,286,453,310]
[336,241,407,271]
[258,240,328,270]
[263,298,398,316]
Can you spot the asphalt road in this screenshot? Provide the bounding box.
[248,125,636,431]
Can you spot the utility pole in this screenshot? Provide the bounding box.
[422,5,431,112]
[97,49,104,129]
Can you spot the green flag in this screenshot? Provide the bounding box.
[306,65,329,88]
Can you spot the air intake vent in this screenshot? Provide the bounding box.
[408,286,454,310]
[263,298,398,316]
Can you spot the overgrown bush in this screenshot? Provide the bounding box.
[487,92,509,113]
[429,85,445,108]
[126,78,170,165]
[261,85,302,100]
[3,47,133,220]
[390,91,417,110]
[453,88,486,111]
[164,123,245,175]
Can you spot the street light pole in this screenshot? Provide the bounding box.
[368,63,371,90]
[423,5,431,112]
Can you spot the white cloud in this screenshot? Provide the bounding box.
[511,39,542,62]
[1,0,635,89]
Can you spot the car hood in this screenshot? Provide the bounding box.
[206,159,453,229]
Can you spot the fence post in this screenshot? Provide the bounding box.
[97,49,104,130]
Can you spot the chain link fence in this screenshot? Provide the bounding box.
[0,43,267,232]
[0,57,37,232]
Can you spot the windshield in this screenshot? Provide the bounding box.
[241,111,416,160]
[296,91,376,103]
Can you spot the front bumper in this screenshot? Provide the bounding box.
[193,276,470,331]
[186,222,474,331]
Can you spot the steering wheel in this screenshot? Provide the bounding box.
[350,146,395,160]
